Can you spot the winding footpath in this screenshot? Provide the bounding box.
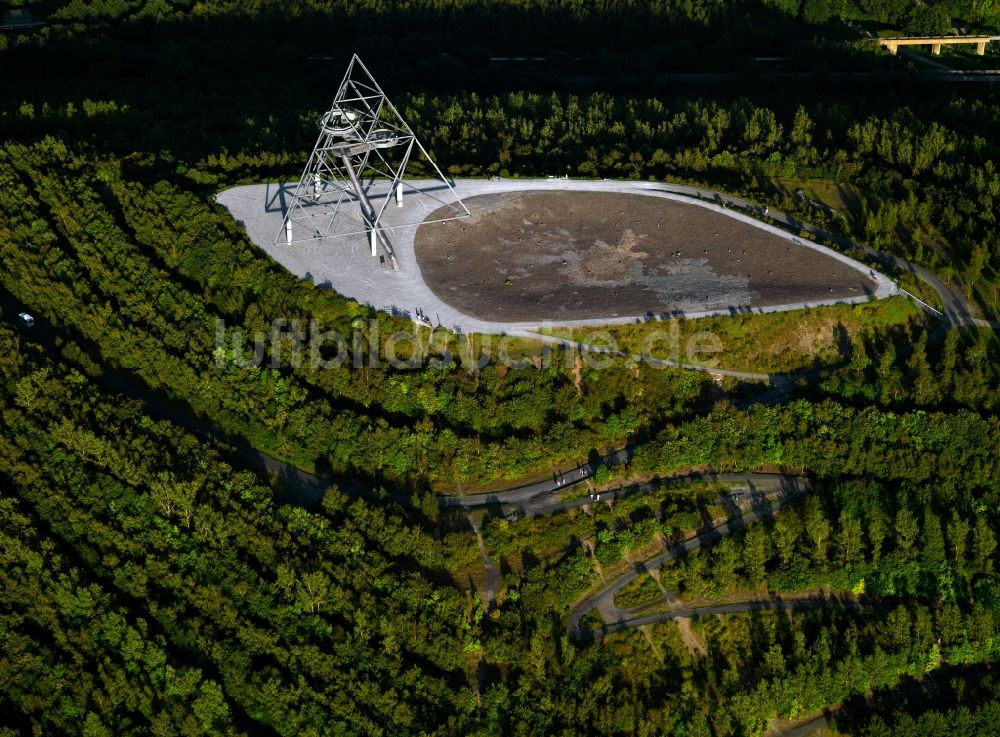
[438,449,630,516]
[566,475,814,639]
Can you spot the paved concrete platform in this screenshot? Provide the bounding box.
[216,178,897,335]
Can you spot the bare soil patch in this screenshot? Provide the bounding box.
[414,191,877,322]
[675,617,708,659]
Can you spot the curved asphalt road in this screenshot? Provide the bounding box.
[567,474,811,637]
[438,448,631,516]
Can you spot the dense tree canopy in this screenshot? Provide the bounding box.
[1,1,1000,735]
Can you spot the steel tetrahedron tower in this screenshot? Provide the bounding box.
[277,54,469,270]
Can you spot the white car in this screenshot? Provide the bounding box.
[17,312,34,327]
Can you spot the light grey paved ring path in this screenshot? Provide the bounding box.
[216,178,898,338]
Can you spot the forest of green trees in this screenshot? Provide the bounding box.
[5,303,1000,735]
[2,0,1000,735]
[830,669,1000,735]
[0,324,476,736]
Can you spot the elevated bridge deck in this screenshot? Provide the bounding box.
[879,35,999,56]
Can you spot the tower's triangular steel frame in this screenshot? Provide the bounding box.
[276,54,469,270]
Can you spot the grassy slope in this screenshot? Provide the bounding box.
[541,296,924,374]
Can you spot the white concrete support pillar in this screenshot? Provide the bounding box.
[976,41,987,55]
[285,219,293,246]
[395,183,403,207]
[931,42,942,55]
[370,229,378,257]
[313,172,322,200]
